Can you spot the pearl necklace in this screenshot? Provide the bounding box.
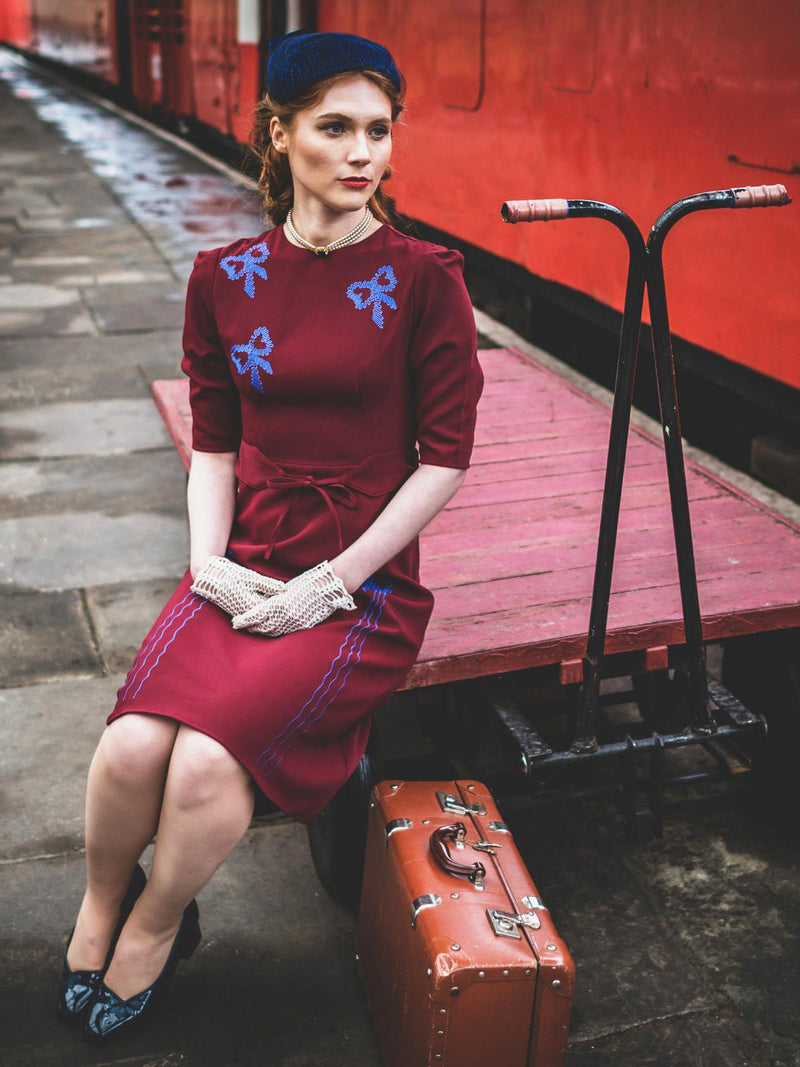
[285,207,373,256]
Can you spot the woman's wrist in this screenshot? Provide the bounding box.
[328,555,368,595]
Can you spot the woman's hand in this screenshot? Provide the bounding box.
[191,556,285,616]
[231,561,356,636]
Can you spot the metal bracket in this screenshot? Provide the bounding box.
[411,893,441,929]
[436,790,487,817]
[384,818,412,845]
[487,908,542,939]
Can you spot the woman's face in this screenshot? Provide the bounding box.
[271,74,394,220]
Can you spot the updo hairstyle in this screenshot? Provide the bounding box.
[250,70,405,226]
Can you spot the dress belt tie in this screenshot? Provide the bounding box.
[236,440,417,561]
[260,473,359,560]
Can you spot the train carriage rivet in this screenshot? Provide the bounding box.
[450,987,461,997]
[478,971,485,978]
[525,969,532,977]
[427,968,432,977]
[450,892,460,899]
[451,944,460,951]
[552,979,562,989]
[467,784,476,791]
[435,1056,443,1062]
[437,1030,444,1037]
[503,969,510,976]
[546,944,557,951]
[422,819,431,824]
[391,784,399,790]
[439,1009,447,1016]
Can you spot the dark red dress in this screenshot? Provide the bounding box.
[108,224,483,822]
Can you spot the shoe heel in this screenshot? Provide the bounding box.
[180,921,201,960]
[179,900,201,960]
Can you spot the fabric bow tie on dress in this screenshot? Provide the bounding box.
[218,242,270,299]
[261,472,359,561]
[230,327,274,394]
[346,265,398,328]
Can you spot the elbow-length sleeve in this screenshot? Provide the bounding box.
[180,248,241,453]
[408,248,484,469]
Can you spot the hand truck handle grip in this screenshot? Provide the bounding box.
[501,198,570,223]
[429,823,487,886]
[732,184,791,208]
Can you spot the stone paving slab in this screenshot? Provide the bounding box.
[83,282,185,333]
[0,398,170,459]
[0,282,95,336]
[565,1013,757,1066]
[0,589,101,687]
[0,675,120,858]
[628,797,800,1066]
[0,330,183,377]
[0,452,186,520]
[2,511,187,591]
[86,577,185,671]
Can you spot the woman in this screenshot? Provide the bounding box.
[58,29,483,1044]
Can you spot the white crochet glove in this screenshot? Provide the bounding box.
[231,560,356,636]
[191,556,285,617]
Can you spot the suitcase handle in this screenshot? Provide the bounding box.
[429,823,487,889]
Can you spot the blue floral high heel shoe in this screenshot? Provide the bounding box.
[56,863,147,1024]
[83,898,201,1045]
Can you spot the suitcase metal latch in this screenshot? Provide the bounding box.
[487,908,542,939]
[436,790,487,817]
[472,840,503,854]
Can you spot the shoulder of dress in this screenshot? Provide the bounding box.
[381,228,464,274]
[216,229,273,261]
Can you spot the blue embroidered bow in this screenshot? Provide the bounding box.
[230,327,274,393]
[219,242,270,298]
[346,265,398,329]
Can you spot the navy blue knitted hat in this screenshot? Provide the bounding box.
[266,30,403,103]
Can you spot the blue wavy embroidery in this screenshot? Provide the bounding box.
[255,582,392,777]
[219,241,270,298]
[230,326,274,393]
[118,592,206,703]
[346,265,397,328]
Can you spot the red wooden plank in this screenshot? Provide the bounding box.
[152,379,191,470]
[422,518,800,588]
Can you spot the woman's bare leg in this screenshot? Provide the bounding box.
[67,714,180,971]
[103,724,255,999]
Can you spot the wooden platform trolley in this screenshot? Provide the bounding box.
[152,185,800,910]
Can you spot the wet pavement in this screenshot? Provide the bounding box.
[1,48,799,1067]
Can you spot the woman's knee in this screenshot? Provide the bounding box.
[95,714,178,787]
[167,726,253,810]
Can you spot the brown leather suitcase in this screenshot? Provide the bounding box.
[356,779,575,1067]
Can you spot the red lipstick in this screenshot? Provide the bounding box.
[339,178,371,188]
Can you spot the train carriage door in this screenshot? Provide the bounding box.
[191,0,237,134]
[229,0,260,142]
[161,0,193,118]
[129,0,165,113]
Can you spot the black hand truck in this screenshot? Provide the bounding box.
[493,183,791,839]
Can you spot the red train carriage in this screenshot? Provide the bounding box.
[4,0,798,398]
